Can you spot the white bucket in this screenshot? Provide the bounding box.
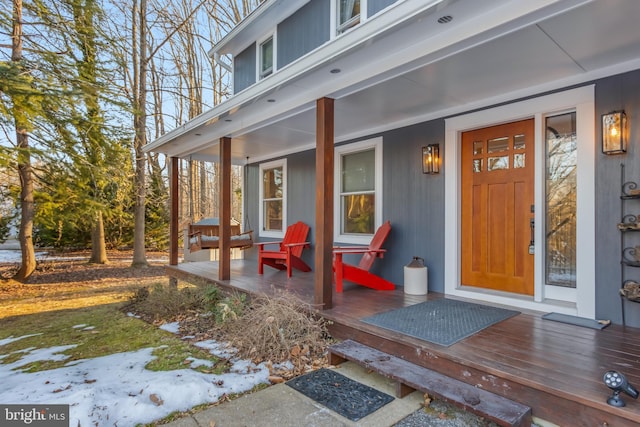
[404,256,428,295]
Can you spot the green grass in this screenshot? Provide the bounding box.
[0,303,225,374]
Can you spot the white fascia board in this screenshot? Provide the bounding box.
[146,0,586,157]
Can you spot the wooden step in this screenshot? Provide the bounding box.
[329,339,531,427]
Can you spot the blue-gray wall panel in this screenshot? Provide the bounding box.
[244,151,316,270]
[380,121,445,291]
[234,43,256,94]
[243,164,260,261]
[277,0,330,69]
[595,69,640,327]
[368,0,398,17]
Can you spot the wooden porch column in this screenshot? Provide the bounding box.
[315,97,334,309]
[218,136,232,280]
[169,156,179,266]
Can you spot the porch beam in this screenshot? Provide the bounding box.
[218,136,231,280]
[315,97,334,309]
[169,156,179,266]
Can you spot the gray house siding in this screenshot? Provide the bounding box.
[244,69,640,326]
[368,0,399,17]
[380,121,446,290]
[234,43,256,94]
[595,68,640,326]
[244,151,317,272]
[277,0,330,69]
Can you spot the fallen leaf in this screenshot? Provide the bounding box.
[290,344,301,357]
[423,393,431,406]
[53,385,71,393]
[269,375,285,384]
[150,394,164,406]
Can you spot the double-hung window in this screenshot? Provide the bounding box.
[259,36,274,79]
[337,0,361,34]
[259,159,286,237]
[335,137,382,244]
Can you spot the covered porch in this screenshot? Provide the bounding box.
[167,260,640,426]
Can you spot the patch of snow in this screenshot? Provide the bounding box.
[0,334,42,347]
[0,345,270,426]
[2,345,77,371]
[0,250,86,264]
[194,339,238,359]
[72,324,87,329]
[159,322,180,334]
[185,356,214,369]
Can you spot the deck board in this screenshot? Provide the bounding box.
[166,260,640,426]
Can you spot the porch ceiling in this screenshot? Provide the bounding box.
[149,0,640,164]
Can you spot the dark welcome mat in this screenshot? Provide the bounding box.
[542,312,610,330]
[362,298,520,347]
[286,368,394,421]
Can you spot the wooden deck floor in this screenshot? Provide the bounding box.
[166,260,640,426]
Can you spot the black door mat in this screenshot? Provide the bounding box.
[542,312,610,330]
[286,368,394,421]
[362,298,520,346]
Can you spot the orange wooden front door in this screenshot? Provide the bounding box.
[461,119,535,295]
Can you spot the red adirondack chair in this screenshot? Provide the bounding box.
[257,221,312,277]
[333,220,395,292]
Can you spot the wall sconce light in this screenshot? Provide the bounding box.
[602,111,627,154]
[422,144,440,174]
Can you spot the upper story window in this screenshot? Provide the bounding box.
[337,0,361,34]
[259,35,274,79]
[259,159,286,238]
[335,137,383,244]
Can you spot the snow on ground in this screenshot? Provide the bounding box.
[0,250,86,264]
[0,249,169,264]
[159,321,180,334]
[0,332,271,426]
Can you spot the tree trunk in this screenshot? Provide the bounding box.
[131,0,148,267]
[15,130,36,280]
[12,0,36,281]
[90,211,108,264]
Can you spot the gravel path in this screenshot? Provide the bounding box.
[395,400,500,427]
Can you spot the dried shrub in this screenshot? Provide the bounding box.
[215,293,247,323]
[123,283,209,322]
[222,290,331,373]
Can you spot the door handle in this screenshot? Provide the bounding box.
[529,218,535,255]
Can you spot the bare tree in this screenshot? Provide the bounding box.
[104,0,260,263]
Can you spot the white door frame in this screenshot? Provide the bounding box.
[444,86,596,318]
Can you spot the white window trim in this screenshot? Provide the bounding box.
[334,136,383,245]
[443,86,595,318]
[331,0,367,38]
[257,31,276,80]
[259,158,287,239]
